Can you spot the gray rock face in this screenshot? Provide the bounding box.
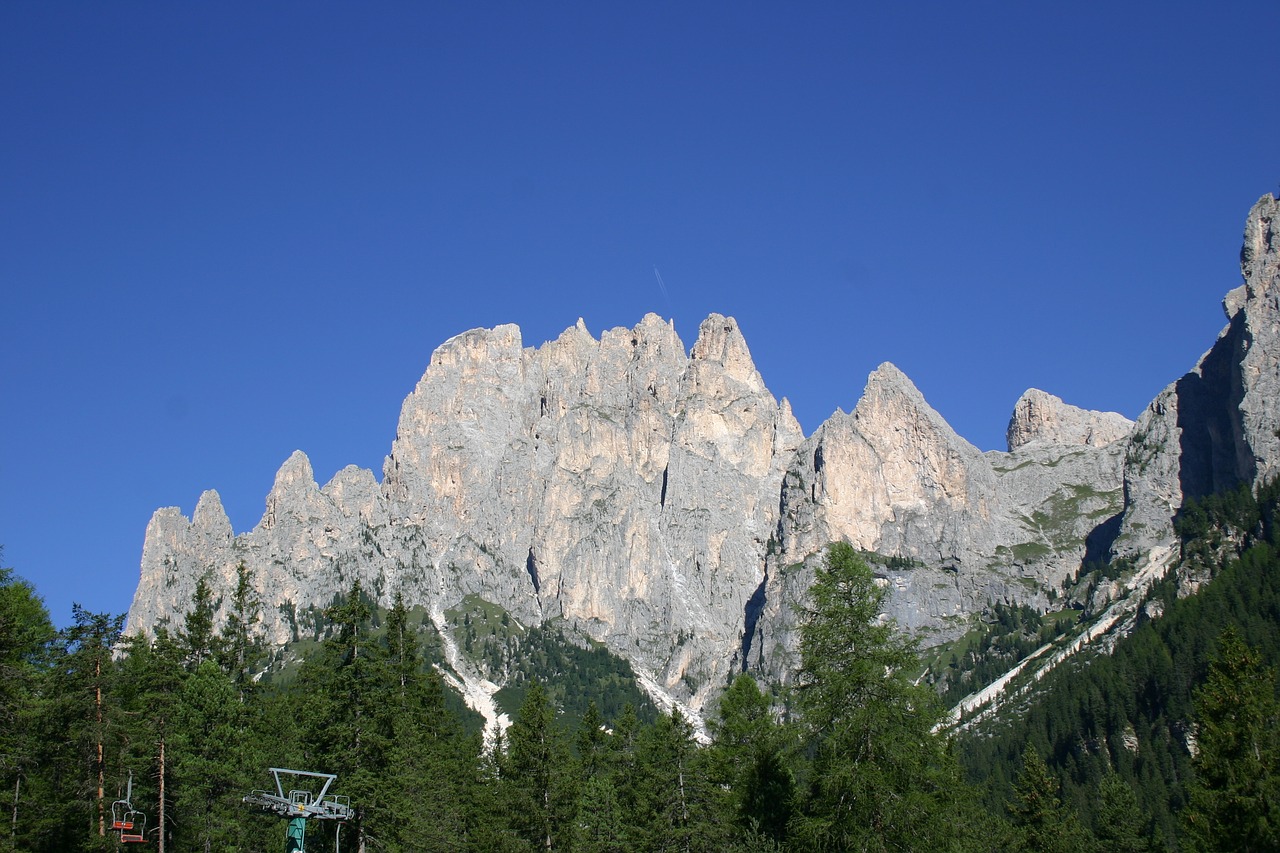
[126,195,1280,712]
[746,368,1131,683]
[130,313,801,711]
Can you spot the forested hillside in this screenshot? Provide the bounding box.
[957,479,1280,850]
[4,487,1278,851]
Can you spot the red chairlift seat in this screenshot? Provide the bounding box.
[118,809,148,843]
[111,800,133,830]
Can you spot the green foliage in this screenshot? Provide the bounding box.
[788,542,982,851]
[1181,628,1280,850]
[706,674,793,845]
[927,602,1076,707]
[495,623,658,727]
[499,681,577,850]
[960,479,1280,848]
[1009,746,1091,852]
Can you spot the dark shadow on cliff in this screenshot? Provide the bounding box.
[1174,309,1252,504]
[1085,510,1124,565]
[739,571,769,673]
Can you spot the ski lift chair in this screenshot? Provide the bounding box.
[119,809,148,843]
[111,798,134,831]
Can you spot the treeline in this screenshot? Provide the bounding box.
[2,520,1276,851]
[958,479,1280,850]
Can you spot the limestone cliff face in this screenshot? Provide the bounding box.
[747,368,1132,682]
[126,196,1280,714]
[130,313,801,710]
[1007,389,1134,451]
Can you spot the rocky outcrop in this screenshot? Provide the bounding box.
[746,368,1131,683]
[130,313,802,712]
[1007,389,1133,451]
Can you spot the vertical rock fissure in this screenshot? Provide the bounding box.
[739,568,769,672]
[659,465,669,509]
[525,548,541,596]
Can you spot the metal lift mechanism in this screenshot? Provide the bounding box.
[243,768,353,853]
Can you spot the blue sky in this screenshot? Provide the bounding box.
[3,3,1278,626]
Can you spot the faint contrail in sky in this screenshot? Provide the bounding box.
[653,266,672,310]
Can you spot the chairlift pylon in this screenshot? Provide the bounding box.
[244,768,353,853]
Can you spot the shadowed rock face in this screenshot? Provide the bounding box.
[1114,195,1280,560]
[127,196,1280,711]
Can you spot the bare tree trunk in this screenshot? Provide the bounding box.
[11,774,19,845]
[158,739,166,853]
[96,657,104,837]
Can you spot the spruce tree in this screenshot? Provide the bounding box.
[706,673,793,845]
[500,681,576,851]
[0,561,55,852]
[1009,745,1091,853]
[789,542,978,852]
[1183,628,1280,851]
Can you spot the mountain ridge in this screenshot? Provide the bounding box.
[126,195,1280,732]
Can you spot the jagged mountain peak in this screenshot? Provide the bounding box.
[851,362,981,459]
[126,198,1280,731]
[1241,193,1279,291]
[191,489,233,540]
[688,313,765,393]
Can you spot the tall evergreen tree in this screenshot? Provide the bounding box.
[1009,745,1091,853]
[294,580,391,852]
[500,680,576,851]
[170,660,258,852]
[177,576,218,670]
[218,562,263,701]
[706,674,793,845]
[1183,628,1280,851]
[633,708,729,853]
[789,542,978,852]
[0,560,55,853]
[1094,773,1150,853]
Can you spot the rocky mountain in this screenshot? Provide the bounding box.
[127,195,1280,727]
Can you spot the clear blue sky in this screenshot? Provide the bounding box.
[3,3,1277,626]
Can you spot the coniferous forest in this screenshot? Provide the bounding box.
[2,485,1278,851]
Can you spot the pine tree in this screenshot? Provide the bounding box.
[1009,745,1090,853]
[177,576,218,670]
[633,709,729,853]
[294,580,391,852]
[569,773,627,853]
[500,681,576,851]
[788,543,978,852]
[170,661,257,852]
[1094,773,1150,853]
[0,560,55,852]
[1183,628,1280,851]
[218,562,263,701]
[706,674,793,845]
